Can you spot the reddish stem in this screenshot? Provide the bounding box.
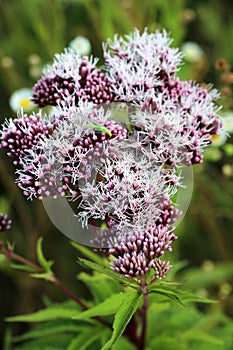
[0,245,110,327]
[138,277,149,350]
[138,293,149,350]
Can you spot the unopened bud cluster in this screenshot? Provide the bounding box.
[0,213,11,233]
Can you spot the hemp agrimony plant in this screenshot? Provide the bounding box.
[0,28,224,349]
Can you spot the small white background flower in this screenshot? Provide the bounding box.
[181,41,204,63]
[211,131,228,147]
[221,112,233,133]
[9,88,34,112]
[69,36,91,56]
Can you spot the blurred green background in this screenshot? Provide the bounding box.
[0,0,232,346]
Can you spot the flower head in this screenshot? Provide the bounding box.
[32,51,117,107]
[0,111,55,164]
[110,225,177,278]
[0,213,12,233]
[103,28,183,103]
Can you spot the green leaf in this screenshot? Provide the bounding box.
[154,280,185,287]
[149,283,216,306]
[72,292,125,319]
[12,320,86,342]
[77,271,122,303]
[182,329,224,346]
[149,286,186,308]
[36,237,54,272]
[101,290,143,350]
[77,258,139,288]
[71,242,106,265]
[6,301,81,323]
[100,329,112,347]
[10,263,37,273]
[67,326,102,350]
[30,271,53,281]
[2,327,12,350]
[112,337,137,350]
[179,292,217,304]
[14,333,75,350]
[148,336,186,350]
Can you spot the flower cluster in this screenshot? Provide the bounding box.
[0,213,12,233]
[32,54,117,107]
[109,224,177,278]
[0,28,222,280]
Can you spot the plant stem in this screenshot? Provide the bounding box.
[139,293,149,350]
[2,248,42,272]
[138,277,149,350]
[0,245,110,327]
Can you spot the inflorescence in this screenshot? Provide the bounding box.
[0,28,222,281]
[0,213,12,233]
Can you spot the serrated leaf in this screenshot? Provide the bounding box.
[6,301,81,323]
[67,326,102,350]
[101,290,143,350]
[36,237,54,272]
[12,320,86,342]
[152,289,185,307]
[71,242,106,265]
[180,292,217,304]
[149,287,185,308]
[72,292,125,319]
[15,333,75,350]
[155,280,185,287]
[77,258,139,288]
[77,271,121,303]
[149,283,216,306]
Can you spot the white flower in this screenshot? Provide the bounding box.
[181,41,204,63]
[221,112,233,133]
[9,88,34,112]
[211,131,228,147]
[69,36,91,56]
[210,111,233,146]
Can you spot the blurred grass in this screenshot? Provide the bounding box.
[0,0,232,345]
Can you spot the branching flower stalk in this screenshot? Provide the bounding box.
[0,242,110,328]
[0,28,223,349]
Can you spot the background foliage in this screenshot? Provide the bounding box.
[0,0,232,348]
